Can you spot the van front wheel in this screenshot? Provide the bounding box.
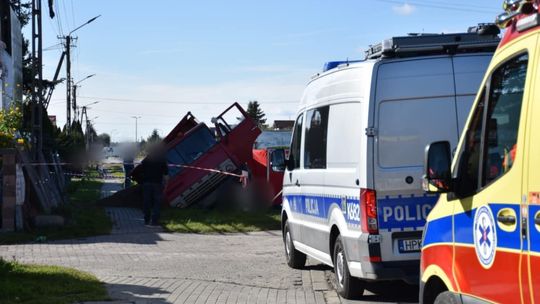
[283,221,306,269]
[434,291,461,304]
[333,235,364,299]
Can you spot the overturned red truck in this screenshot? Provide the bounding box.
[131,103,288,208]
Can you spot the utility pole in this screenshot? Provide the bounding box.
[80,106,88,150]
[80,101,99,150]
[131,116,141,143]
[65,35,71,128]
[30,0,44,160]
[72,80,77,121]
[59,15,100,131]
[43,50,65,108]
[72,74,95,123]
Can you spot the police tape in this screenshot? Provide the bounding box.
[24,161,247,182]
[58,172,122,180]
[271,189,283,203]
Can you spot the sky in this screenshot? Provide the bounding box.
[34,0,503,142]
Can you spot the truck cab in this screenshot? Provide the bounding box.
[132,103,261,208]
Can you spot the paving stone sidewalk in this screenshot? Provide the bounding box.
[0,179,341,304]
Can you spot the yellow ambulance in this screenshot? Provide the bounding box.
[420,0,540,303]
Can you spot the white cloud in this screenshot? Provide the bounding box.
[392,3,416,16]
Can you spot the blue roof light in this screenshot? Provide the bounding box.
[322,60,363,72]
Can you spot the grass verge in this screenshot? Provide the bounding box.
[0,258,108,304]
[0,171,112,244]
[102,163,125,179]
[161,207,281,233]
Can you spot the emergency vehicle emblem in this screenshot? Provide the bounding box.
[473,205,497,268]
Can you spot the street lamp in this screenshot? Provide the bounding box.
[62,15,101,128]
[110,129,118,144]
[82,101,100,107]
[69,15,101,36]
[73,74,96,121]
[131,116,141,143]
[85,116,99,151]
[75,73,96,86]
[80,101,100,124]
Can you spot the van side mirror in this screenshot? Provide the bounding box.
[423,141,452,193]
[285,154,295,171]
[270,150,286,172]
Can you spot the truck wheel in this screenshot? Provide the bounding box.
[283,221,306,269]
[333,235,365,299]
[434,291,461,304]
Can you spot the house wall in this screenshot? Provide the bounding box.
[0,3,22,110]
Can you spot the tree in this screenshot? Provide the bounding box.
[147,129,162,144]
[140,129,162,155]
[97,133,111,146]
[246,101,266,127]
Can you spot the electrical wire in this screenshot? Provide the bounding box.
[91,109,180,119]
[372,0,499,14]
[54,0,63,36]
[43,43,63,52]
[74,96,299,105]
[70,0,76,31]
[61,0,71,31]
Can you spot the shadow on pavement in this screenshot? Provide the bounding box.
[304,263,332,271]
[338,280,419,304]
[49,230,165,246]
[106,283,170,304]
[362,281,419,303]
[317,264,419,304]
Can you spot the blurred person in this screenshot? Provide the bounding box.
[141,143,169,226]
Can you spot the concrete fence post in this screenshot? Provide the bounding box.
[1,149,16,232]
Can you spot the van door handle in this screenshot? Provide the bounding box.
[497,215,516,225]
[295,180,300,187]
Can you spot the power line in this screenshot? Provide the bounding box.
[43,43,63,51]
[73,96,299,105]
[95,121,175,126]
[70,0,76,30]
[54,0,63,35]
[373,0,499,14]
[91,108,180,118]
[61,0,71,31]
[47,16,60,37]
[413,0,497,10]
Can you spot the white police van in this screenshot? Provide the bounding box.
[281,26,501,299]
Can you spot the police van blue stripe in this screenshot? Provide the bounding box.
[285,194,360,224]
[285,193,437,230]
[377,195,438,231]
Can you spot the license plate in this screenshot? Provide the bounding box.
[398,239,422,253]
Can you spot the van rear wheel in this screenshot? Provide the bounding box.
[283,221,306,269]
[333,235,365,299]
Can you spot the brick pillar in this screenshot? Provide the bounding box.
[2,149,16,231]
